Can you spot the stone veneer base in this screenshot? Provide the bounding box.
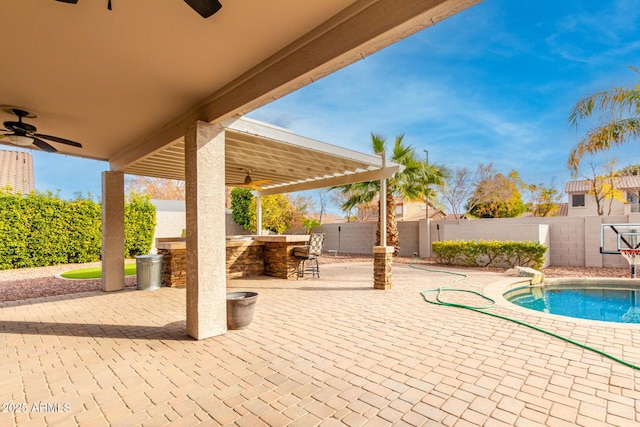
[373,246,394,290]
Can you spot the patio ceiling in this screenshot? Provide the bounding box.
[123,117,403,195]
[0,0,479,182]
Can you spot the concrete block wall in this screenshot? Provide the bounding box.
[319,223,377,255]
[540,217,584,267]
[433,218,550,267]
[319,222,420,257]
[397,221,420,257]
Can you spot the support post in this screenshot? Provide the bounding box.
[256,195,262,236]
[374,151,393,289]
[185,121,227,340]
[101,171,125,292]
[378,151,386,247]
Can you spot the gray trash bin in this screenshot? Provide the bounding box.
[136,254,163,290]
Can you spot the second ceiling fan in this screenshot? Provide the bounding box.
[229,170,271,190]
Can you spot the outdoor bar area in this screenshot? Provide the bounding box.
[156,234,310,287]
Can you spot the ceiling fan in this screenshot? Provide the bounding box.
[0,108,82,153]
[229,169,271,190]
[55,0,223,18]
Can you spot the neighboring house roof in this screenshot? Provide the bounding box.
[565,176,640,193]
[519,203,568,218]
[307,213,346,224]
[0,150,34,195]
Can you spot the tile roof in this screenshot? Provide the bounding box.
[565,175,640,193]
[0,150,34,195]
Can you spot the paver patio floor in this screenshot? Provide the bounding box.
[1,262,639,426]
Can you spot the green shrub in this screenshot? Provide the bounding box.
[124,193,156,258]
[0,190,156,270]
[432,240,547,270]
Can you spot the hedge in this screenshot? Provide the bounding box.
[0,190,156,270]
[432,240,547,270]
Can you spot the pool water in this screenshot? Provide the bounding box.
[505,285,640,323]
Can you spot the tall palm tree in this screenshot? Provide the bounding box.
[568,67,640,174]
[333,133,445,256]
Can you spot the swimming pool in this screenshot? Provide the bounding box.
[504,278,640,324]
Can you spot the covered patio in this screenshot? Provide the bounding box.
[1,263,639,426]
[0,0,480,340]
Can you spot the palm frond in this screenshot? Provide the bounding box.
[568,117,640,174]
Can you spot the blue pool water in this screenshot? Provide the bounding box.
[505,284,640,323]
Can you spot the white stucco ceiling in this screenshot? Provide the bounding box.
[0,0,480,185]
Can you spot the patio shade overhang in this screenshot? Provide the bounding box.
[0,1,479,172]
[122,116,404,195]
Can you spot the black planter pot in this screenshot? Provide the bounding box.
[226,292,258,330]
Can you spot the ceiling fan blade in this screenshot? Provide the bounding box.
[251,179,271,186]
[34,133,82,148]
[56,0,79,3]
[184,0,222,18]
[32,137,58,153]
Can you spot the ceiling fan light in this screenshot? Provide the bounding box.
[7,135,34,146]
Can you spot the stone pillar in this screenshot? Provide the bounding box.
[185,121,227,340]
[373,246,394,290]
[101,171,125,292]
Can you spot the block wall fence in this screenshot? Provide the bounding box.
[318,213,640,268]
[154,207,640,268]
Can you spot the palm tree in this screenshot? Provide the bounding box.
[333,133,445,256]
[568,67,640,174]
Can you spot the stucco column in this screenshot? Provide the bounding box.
[101,171,125,292]
[185,121,227,340]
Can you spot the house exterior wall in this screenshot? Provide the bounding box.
[399,200,424,221]
[567,192,627,217]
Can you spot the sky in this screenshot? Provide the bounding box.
[17,0,640,213]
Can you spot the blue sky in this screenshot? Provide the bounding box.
[21,0,640,210]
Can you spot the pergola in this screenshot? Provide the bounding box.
[0,1,480,339]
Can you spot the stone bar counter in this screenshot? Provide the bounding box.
[156,235,310,287]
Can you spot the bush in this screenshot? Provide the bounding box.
[124,193,156,258]
[0,190,156,270]
[432,240,547,270]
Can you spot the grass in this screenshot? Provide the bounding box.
[61,263,137,279]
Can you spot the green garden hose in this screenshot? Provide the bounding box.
[411,261,640,371]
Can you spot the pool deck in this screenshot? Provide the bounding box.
[1,262,639,426]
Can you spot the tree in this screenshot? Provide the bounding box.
[524,182,562,217]
[333,133,437,255]
[437,166,474,219]
[581,160,625,216]
[467,166,527,218]
[248,194,296,234]
[618,163,640,176]
[230,188,253,230]
[417,162,447,220]
[288,193,313,231]
[125,176,186,200]
[567,67,640,174]
[330,187,373,221]
[316,188,330,224]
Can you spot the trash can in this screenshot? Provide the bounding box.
[136,254,163,290]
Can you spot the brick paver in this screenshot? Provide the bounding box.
[1,262,640,425]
